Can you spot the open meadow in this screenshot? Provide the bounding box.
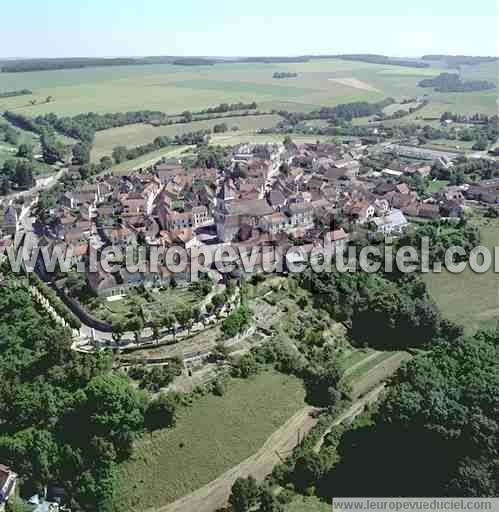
[1,59,497,122]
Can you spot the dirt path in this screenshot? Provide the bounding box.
[151,386,394,512]
[343,351,380,377]
[314,384,386,452]
[150,406,318,512]
[350,352,411,399]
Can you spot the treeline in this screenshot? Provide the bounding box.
[240,56,310,63]
[197,101,257,114]
[273,72,298,79]
[336,54,430,68]
[1,57,145,73]
[27,272,82,329]
[422,54,498,66]
[5,103,259,143]
[260,122,376,139]
[172,57,216,66]
[277,98,395,124]
[0,89,32,98]
[418,73,496,92]
[5,110,165,143]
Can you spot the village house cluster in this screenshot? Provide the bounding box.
[0,140,498,298]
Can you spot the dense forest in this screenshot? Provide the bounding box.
[317,330,498,498]
[0,271,176,511]
[0,58,147,73]
[418,73,496,92]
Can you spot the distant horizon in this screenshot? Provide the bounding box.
[1,52,498,61]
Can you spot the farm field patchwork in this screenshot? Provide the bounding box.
[2,59,496,118]
[116,371,307,511]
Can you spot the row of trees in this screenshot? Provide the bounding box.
[27,272,82,329]
[276,98,395,125]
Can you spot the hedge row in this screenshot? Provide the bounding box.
[27,272,82,330]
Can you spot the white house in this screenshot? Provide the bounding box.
[372,209,408,235]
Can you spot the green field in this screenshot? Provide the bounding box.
[91,114,281,161]
[116,371,306,510]
[1,59,496,119]
[424,221,498,334]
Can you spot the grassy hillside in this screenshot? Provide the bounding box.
[424,219,498,334]
[1,59,496,118]
[116,371,306,511]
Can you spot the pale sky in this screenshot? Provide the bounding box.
[1,0,498,59]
